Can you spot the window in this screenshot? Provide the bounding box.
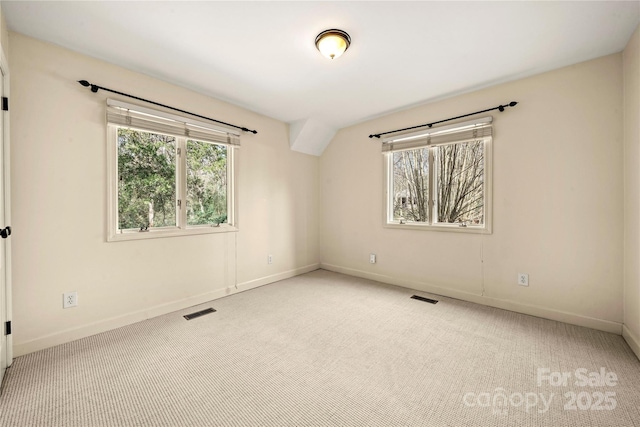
[383,117,492,233]
[107,99,238,241]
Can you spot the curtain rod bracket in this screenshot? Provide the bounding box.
[369,101,518,139]
[77,80,258,134]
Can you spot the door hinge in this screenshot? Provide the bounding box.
[177,199,182,207]
[177,148,181,156]
[0,226,11,239]
[5,321,11,335]
[2,97,8,111]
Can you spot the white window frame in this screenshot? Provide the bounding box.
[382,117,493,234]
[106,101,239,242]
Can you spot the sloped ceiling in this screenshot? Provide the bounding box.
[3,1,639,155]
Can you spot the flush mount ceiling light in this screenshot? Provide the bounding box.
[315,29,351,60]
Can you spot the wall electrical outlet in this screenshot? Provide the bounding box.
[63,291,78,308]
[268,254,273,265]
[517,273,529,286]
[369,253,376,264]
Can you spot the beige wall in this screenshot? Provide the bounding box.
[9,32,319,355]
[623,25,640,358]
[0,7,8,59]
[6,25,636,356]
[320,54,624,333]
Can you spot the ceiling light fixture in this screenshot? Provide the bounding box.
[315,29,351,60]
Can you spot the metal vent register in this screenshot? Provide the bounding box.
[183,307,216,320]
[410,295,439,304]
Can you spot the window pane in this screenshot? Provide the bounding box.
[392,148,429,222]
[117,128,176,230]
[186,140,227,225]
[434,140,484,225]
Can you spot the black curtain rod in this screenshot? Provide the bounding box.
[77,80,258,134]
[369,101,518,139]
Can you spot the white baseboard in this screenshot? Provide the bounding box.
[13,263,320,357]
[321,263,623,335]
[622,324,640,361]
[237,263,320,291]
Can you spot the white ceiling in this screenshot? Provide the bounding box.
[3,1,639,154]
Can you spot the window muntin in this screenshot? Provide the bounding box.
[383,117,492,233]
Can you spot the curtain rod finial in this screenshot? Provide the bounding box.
[509,101,518,107]
[78,80,98,93]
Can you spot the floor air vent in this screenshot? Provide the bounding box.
[411,295,438,304]
[184,307,216,320]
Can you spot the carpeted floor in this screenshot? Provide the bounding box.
[1,269,639,426]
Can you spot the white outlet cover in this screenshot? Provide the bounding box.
[517,273,529,286]
[63,291,78,308]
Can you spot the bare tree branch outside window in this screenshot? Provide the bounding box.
[391,139,485,226]
[393,148,429,222]
[435,140,484,225]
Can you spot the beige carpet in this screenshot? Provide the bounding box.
[1,269,639,426]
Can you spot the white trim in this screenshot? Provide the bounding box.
[384,136,492,233]
[321,263,623,335]
[13,264,321,356]
[107,126,237,242]
[0,47,11,368]
[107,224,238,242]
[382,222,490,234]
[236,263,320,291]
[106,125,118,241]
[107,98,241,137]
[178,133,187,228]
[622,324,640,361]
[228,145,239,229]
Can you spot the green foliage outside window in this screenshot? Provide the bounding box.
[186,140,228,226]
[117,128,229,231]
[118,129,176,230]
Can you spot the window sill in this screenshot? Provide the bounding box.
[383,222,491,234]
[107,224,238,242]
